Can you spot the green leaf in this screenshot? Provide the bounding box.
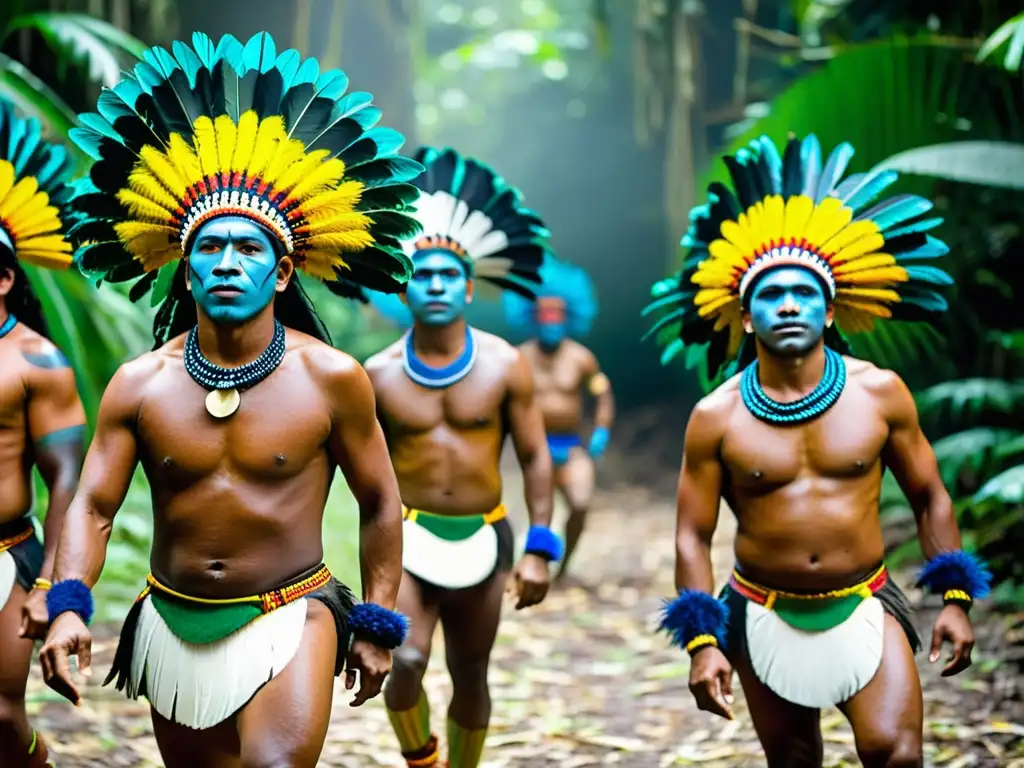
[973,464,1024,507]
[0,52,88,173]
[930,428,1024,492]
[876,141,1024,189]
[4,13,147,88]
[976,11,1024,71]
[915,378,1024,424]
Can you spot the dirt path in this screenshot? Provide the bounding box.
[26,473,1024,767]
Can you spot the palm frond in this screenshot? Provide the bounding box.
[876,141,1024,189]
[915,378,1024,425]
[972,464,1024,508]
[931,428,1024,492]
[977,11,1024,71]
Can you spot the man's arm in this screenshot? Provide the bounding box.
[324,357,403,610]
[878,371,960,557]
[51,364,142,586]
[674,399,726,594]
[506,348,555,529]
[581,349,615,432]
[24,345,87,582]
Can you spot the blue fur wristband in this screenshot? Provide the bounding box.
[916,550,993,600]
[348,603,408,650]
[658,589,729,652]
[46,579,94,626]
[524,525,564,562]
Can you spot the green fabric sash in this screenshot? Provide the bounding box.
[149,591,263,645]
[770,593,867,632]
[407,510,487,542]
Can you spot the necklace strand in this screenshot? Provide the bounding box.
[740,346,847,425]
[183,319,286,392]
[0,314,16,341]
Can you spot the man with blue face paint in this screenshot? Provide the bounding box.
[364,146,558,768]
[0,97,85,768]
[645,134,989,767]
[503,255,615,582]
[37,33,422,767]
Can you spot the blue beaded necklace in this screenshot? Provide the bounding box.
[0,313,16,341]
[740,346,847,426]
[403,326,477,389]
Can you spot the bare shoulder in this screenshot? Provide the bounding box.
[363,336,404,382]
[688,375,741,437]
[15,326,74,377]
[475,328,520,362]
[844,357,915,422]
[289,330,367,390]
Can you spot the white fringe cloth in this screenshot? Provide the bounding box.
[402,518,498,589]
[0,550,15,612]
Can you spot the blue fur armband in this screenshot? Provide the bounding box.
[46,579,94,626]
[348,603,408,650]
[524,525,564,562]
[916,550,993,605]
[658,589,728,655]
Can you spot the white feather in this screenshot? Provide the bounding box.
[129,596,307,729]
[406,190,508,263]
[0,551,15,612]
[746,596,885,709]
[402,518,499,590]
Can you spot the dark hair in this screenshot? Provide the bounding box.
[0,246,51,339]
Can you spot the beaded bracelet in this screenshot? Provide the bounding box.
[685,633,719,655]
[33,578,52,591]
[348,603,408,650]
[916,550,992,616]
[658,589,728,656]
[45,578,94,626]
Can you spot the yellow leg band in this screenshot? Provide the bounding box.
[387,688,433,754]
[447,717,488,768]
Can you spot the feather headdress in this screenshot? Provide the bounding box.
[404,146,549,297]
[503,253,598,340]
[67,31,424,345]
[643,133,953,380]
[0,97,76,339]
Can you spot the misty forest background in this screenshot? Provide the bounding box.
[5,0,1024,651]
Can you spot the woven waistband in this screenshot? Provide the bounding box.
[0,522,33,554]
[142,563,333,614]
[730,564,888,610]
[402,504,506,525]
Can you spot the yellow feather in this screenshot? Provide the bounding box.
[304,230,375,251]
[830,233,884,266]
[693,287,732,307]
[834,304,882,332]
[139,146,188,199]
[192,116,220,180]
[803,197,852,247]
[5,188,51,225]
[214,115,237,173]
[125,242,180,271]
[286,158,346,203]
[836,287,901,303]
[245,117,287,180]
[13,234,72,254]
[167,133,202,186]
[838,266,909,285]
[13,249,72,269]
[118,189,176,224]
[762,195,785,243]
[0,161,13,198]
[696,292,736,318]
[691,267,735,289]
[0,177,40,219]
[781,195,814,241]
[274,150,332,197]
[304,211,372,233]
[300,182,364,215]
[720,219,757,259]
[261,137,305,186]
[820,219,879,254]
[11,209,63,240]
[744,203,765,249]
[831,253,897,275]
[708,238,747,269]
[124,170,180,212]
[230,111,260,173]
[298,249,344,280]
[114,220,178,245]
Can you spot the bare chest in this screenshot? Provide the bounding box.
[138,371,331,484]
[721,394,888,488]
[0,353,26,431]
[377,367,507,436]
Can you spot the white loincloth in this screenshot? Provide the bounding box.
[129,595,307,730]
[0,550,15,612]
[402,518,499,590]
[746,595,885,709]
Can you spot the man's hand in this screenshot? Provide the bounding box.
[587,426,609,460]
[507,553,550,609]
[929,604,975,677]
[688,646,734,720]
[345,638,393,707]
[19,588,50,641]
[39,612,93,706]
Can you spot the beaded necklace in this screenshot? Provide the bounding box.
[0,313,16,341]
[402,326,477,389]
[184,319,287,418]
[740,346,847,426]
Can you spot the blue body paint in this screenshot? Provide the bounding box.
[404,250,471,327]
[747,267,829,357]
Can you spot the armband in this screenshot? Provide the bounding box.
[46,579,94,626]
[524,525,564,562]
[33,578,52,592]
[588,372,610,396]
[916,550,993,613]
[347,602,408,650]
[658,589,728,656]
